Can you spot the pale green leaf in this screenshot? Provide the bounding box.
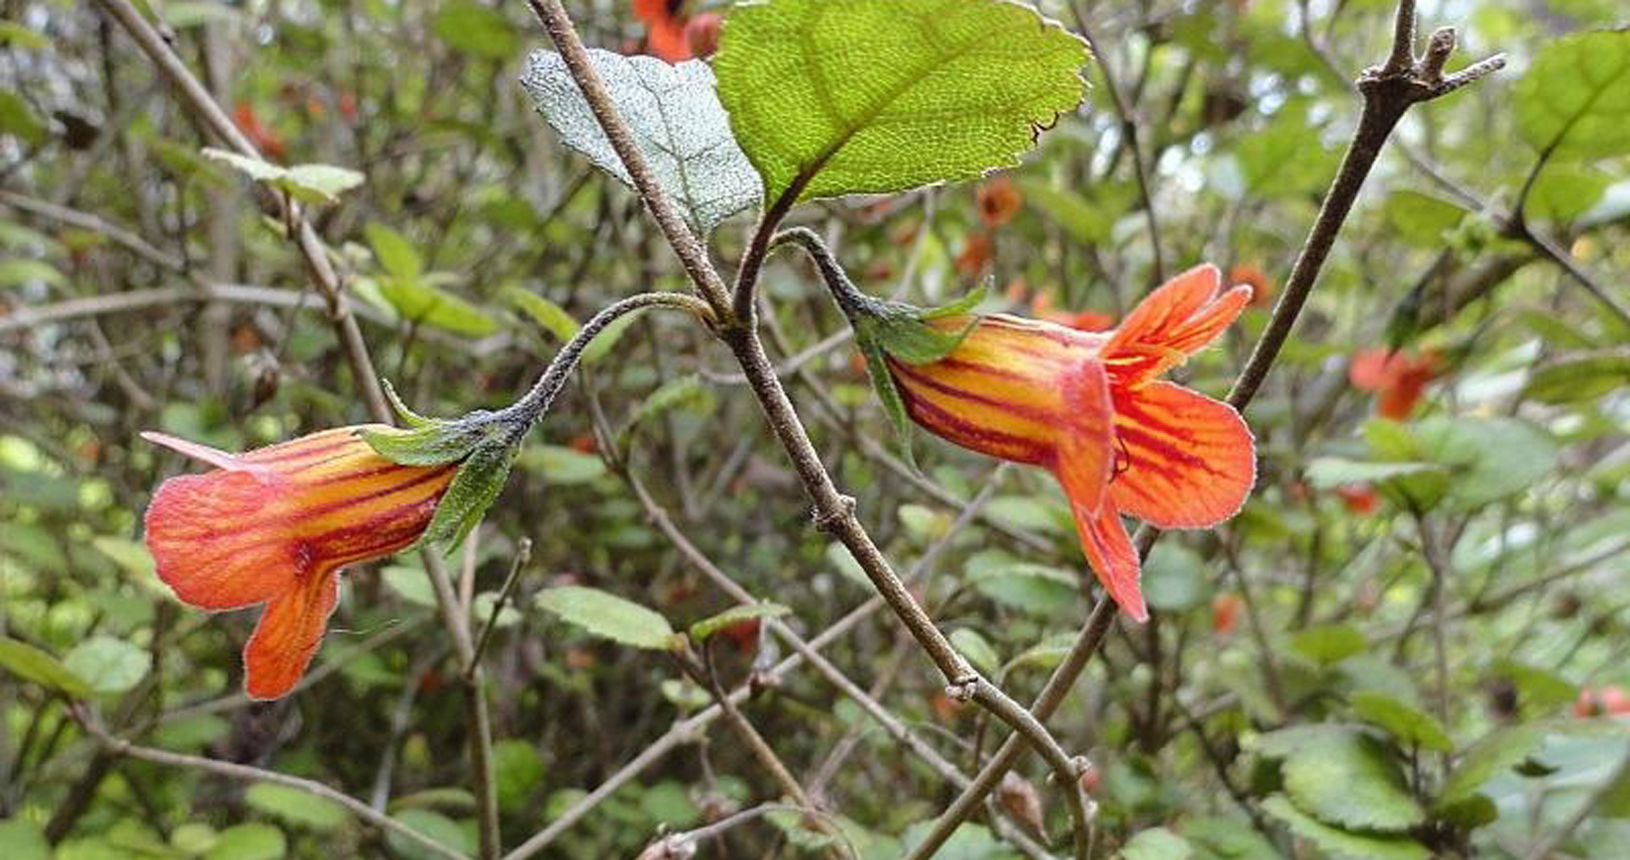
[201,147,285,181]
[535,585,679,650]
[63,636,151,695]
[1350,691,1452,752]
[1515,30,1630,160]
[1261,795,1429,860]
[203,823,286,860]
[377,277,497,337]
[690,602,791,642]
[503,286,580,341]
[276,164,365,204]
[1290,623,1366,665]
[384,810,472,860]
[0,638,90,697]
[365,223,423,280]
[714,0,1090,205]
[521,48,760,235]
[1121,827,1193,860]
[245,784,350,832]
[948,628,1000,676]
[1282,730,1423,831]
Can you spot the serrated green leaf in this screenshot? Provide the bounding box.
[424,443,517,552]
[0,637,93,697]
[1349,691,1452,752]
[1260,795,1429,860]
[948,628,1000,676]
[432,0,519,60]
[689,602,791,642]
[365,222,422,280]
[1515,30,1630,160]
[535,585,679,650]
[245,783,349,832]
[503,287,580,341]
[521,48,760,235]
[63,636,150,695]
[714,0,1090,206]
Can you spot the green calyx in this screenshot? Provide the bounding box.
[840,285,987,471]
[360,380,528,552]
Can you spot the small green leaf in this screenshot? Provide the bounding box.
[0,91,46,147]
[244,784,350,832]
[1304,458,1444,489]
[521,445,606,485]
[1178,815,1284,859]
[689,602,791,642]
[1121,827,1194,860]
[1349,691,1452,752]
[1290,624,1366,666]
[203,823,286,860]
[948,628,1000,676]
[0,637,93,697]
[503,287,580,341]
[535,585,679,650]
[1440,725,1545,804]
[1382,190,1467,246]
[521,48,760,235]
[385,810,472,860]
[377,276,497,337]
[200,147,285,180]
[1524,351,1630,404]
[1515,30,1630,160]
[63,636,151,696]
[275,164,364,204]
[0,258,64,288]
[622,375,713,448]
[1260,795,1429,860]
[1413,416,1558,510]
[714,0,1089,206]
[493,739,545,813]
[365,223,423,279]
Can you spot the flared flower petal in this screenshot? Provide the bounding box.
[1102,264,1252,387]
[243,565,340,700]
[1072,502,1145,622]
[1108,382,1256,529]
[142,425,456,699]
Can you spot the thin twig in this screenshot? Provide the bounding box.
[467,538,532,678]
[76,707,470,860]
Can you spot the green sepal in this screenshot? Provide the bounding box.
[418,442,520,554]
[853,322,918,471]
[381,378,436,428]
[840,283,988,471]
[360,413,507,467]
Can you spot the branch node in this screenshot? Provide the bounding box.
[944,677,979,703]
[1421,26,1456,83]
[811,495,856,534]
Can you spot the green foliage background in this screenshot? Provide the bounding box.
[2,0,1629,858]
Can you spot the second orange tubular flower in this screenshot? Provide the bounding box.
[887,265,1257,621]
[143,426,457,699]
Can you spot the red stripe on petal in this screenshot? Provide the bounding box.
[1069,500,1146,622]
[144,470,299,610]
[1109,382,1256,529]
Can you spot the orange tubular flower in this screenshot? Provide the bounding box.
[143,427,457,699]
[888,265,1256,621]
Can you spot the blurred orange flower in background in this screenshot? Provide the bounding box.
[977,176,1024,227]
[1227,263,1274,308]
[1350,347,1440,420]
